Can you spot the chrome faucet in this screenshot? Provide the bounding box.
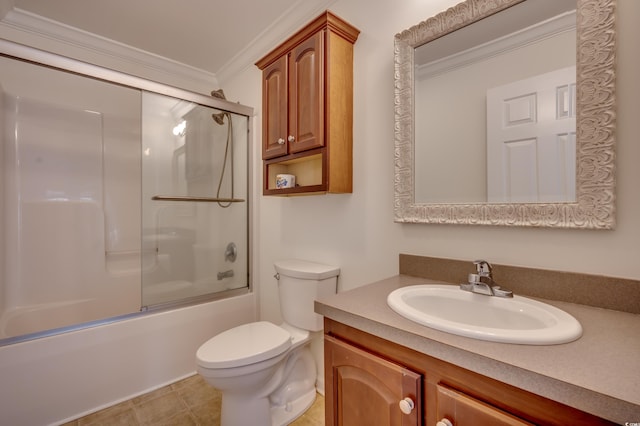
[460,260,513,297]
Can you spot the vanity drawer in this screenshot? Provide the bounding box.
[436,383,533,426]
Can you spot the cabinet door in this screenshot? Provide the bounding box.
[262,54,288,159]
[436,384,534,426]
[288,30,324,154]
[325,335,421,426]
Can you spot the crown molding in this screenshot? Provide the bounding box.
[0,8,217,91]
[0,1,340,90]
[416,10,576,80]
[215,0,337,85]
[0,0,14,20]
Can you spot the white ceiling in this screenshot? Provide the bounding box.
[11,0,333,76]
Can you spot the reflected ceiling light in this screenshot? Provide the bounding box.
[172,120,186,136]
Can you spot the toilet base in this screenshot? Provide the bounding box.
[220,387,316,426]
[271,388,316,426]
[221,392,271,426]
[214,345,318,426]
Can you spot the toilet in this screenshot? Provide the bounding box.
[196,259,340,426]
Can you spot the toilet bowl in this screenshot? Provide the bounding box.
[196,259,339,426]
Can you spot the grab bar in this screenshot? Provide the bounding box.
[152,195,245,203]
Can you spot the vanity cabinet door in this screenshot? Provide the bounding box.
[436,383,534,426]
[325,335,421,426]
[324,318,617,426]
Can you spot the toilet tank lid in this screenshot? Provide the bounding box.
[274,259,340,280]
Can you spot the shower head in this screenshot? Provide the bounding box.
[211,89,228,125]
[211,89,226,99]
[212,113,226,125]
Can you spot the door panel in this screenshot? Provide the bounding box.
[487,66,576,202]
[262,55,288,159]
[288,31,324,154]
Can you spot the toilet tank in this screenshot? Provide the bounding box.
[274,259,340,332]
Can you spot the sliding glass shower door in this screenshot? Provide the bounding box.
[0,43,251,344]
[141,92,249,308]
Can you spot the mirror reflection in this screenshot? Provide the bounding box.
[394,0,616,228]
[414,0,576,203]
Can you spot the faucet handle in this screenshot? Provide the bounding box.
[473,260,493,277]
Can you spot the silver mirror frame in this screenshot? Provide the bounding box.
[394,0,616,228]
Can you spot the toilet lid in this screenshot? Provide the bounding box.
[197,321,292,369]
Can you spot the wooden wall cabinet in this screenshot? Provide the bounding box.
[324,319,615,426]
[256,12,359,196]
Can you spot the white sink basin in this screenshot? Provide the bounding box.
[387,285,582,345]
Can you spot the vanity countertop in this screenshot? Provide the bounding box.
[315,274,640,424]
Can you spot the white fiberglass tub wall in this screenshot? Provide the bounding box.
[0,57,142,338]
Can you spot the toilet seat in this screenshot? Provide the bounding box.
[197,321,291,369]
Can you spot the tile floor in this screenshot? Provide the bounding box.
[62,374,325,426]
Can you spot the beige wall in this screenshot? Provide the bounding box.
[222,0,640,324]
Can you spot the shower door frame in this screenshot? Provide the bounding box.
[0,39,255,345]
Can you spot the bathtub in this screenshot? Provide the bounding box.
[0,291,255,426]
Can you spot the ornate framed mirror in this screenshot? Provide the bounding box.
[394,0,616,228]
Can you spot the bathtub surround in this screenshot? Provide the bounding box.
[0,56,142,339]
[0,22,257,426]
[0,49,252,342]
[0,6,258,426]
[0,36,255,425]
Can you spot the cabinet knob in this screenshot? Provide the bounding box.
[398,397,415,415]
[277,138,285,145]
[287,135,295,143]
[436,419,453,426]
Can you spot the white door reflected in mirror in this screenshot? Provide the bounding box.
[486,66,576,203]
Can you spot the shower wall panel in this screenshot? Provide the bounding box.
[0,57,141,338]
[18,99,104,303]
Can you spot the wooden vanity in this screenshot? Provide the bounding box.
[315,257,640,425]
[324,319,613,425]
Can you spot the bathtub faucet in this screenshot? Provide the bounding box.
[217,269,234,280]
